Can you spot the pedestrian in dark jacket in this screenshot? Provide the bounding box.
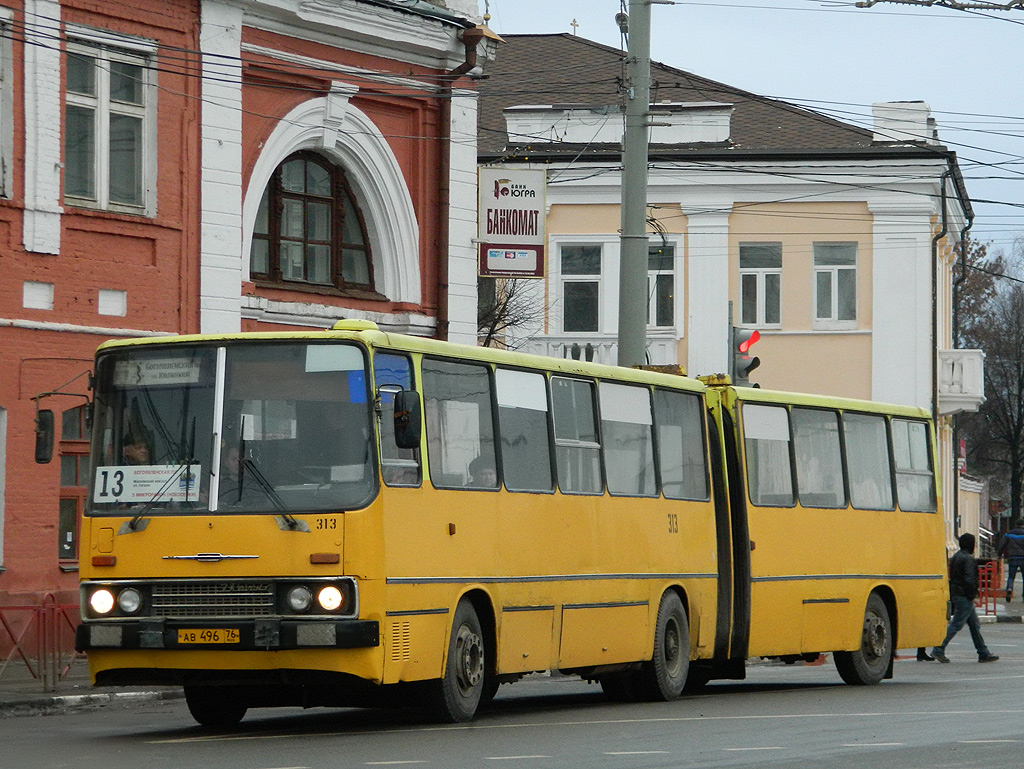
[997,520,1024,602]
[932,533,999,663]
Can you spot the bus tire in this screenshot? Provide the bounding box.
[834,592,892,686]
[637,591,689,701]
[425,599,486,722]
[184,685,247,728]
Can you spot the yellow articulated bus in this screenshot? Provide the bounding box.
[57,320,947,726]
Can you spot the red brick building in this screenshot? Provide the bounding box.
[0,0,489,611]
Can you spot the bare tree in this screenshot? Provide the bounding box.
[477,277,546,349]
[959,238,1024,521]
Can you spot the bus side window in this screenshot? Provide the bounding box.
[741,403,794,507]
[599,382,656,497]
[495,368,553,492]
[422,358,498,490]
[844,412,894,510]
[551,377,603,495]
[791,407,845,509]
[892,418,936,512]
[654,389,710,501]
[375,352,421,487]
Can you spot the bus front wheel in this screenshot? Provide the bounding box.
[425,599,486,722]
[637,591,689,701]
[184,685,248,728]
[834,593,892,686]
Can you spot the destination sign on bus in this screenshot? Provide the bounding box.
[92,465,201,503]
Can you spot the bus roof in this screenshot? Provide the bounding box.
[95,323,931,418]
[94,323,708,393]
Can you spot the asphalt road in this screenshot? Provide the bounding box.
[5,623,1024,769]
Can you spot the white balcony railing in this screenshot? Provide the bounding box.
[937,348,985,415]
[516,332,680,368]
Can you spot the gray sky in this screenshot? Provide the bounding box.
[484,0,1023,252]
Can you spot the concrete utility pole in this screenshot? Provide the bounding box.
[616,0,654,368]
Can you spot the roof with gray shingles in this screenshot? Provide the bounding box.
[477,34,897,158]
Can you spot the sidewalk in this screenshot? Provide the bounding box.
[0,657,182,718]
[981,592,1024,624]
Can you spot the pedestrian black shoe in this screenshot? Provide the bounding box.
[979,654,1000,663]
[916,649,934,661]
[1007,591,1013,603]
[932,650,950,663]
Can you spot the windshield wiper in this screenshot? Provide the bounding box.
[232,434,301,530]
[121,464,188,534]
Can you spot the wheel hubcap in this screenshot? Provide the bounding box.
[863,611,888,660]
[455,624,484,694]
[664,617,682,675]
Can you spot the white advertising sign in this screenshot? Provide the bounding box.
[478,168,546,278]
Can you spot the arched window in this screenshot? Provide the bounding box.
[250,152,373,290]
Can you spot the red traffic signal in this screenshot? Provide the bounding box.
[737,328,760,354]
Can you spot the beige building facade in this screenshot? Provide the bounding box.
[478,34,984,549]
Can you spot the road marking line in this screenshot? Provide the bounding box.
[958,739,1020,744]
[723,747,785,751]
[148,708,1024,744]
[365,762,428,765]
[842,743,904,747]
[484,756,551,760]
[605,751,670,755]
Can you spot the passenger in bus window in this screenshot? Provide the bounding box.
[220,446,269,507]
[122,439,151,465]
[468,455,497,489]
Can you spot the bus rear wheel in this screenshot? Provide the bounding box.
[637,591,689,701]
[834,593,892,686]
[184,685,248,728]
[424,599,486,722]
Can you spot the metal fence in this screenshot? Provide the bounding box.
[0,594,81,692]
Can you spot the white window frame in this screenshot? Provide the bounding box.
[557,242,603,334]
[647,242,677,329]
[813,242,858,331]
[738,242,782,328]
[0,9,13,198]
[64,27,157,216]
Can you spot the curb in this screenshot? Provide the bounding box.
[996,615,1023,623]
[0,688,184,718]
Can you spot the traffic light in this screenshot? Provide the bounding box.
[732,328,761,386]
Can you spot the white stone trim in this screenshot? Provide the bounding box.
[0,317,175,336]
[239,42,450,95]
[446,89,480,345]
[684,211,732,378]
[242,95,421,306]
[200,1,245,333]
[22,0,62,254]
[64,23,159,54]
[241,0,469,70]
[240,295,435,336]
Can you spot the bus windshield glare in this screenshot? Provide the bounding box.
[88,342,375,515]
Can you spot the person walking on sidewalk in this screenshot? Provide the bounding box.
[933,533,999,664]
[997,520,1024,602]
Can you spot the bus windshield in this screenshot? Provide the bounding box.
[88,341,376,515]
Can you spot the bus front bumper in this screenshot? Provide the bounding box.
[75,618,380,652]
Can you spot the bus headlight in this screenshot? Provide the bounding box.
[287,585,313,613]
[317,585,343,612]
[89,589,115,616]
[117,588,143,615]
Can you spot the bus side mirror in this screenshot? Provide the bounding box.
[35,409,55,464]
[393,390,421,450]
